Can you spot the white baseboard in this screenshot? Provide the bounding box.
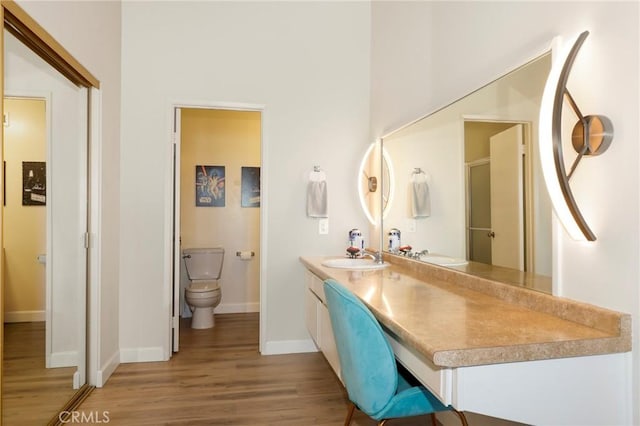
[216,302,260,314]
[96,350,120,387]
[262,338,318,355]
[50,350,78,368]
[182,302,260,318]
[119,346,165,363]
[4,310,45,323]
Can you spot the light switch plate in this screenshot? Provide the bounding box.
[319,218,329,235]
[406,218,416,233]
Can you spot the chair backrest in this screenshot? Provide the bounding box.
[323,279,398,415]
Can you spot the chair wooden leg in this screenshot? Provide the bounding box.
[344,402,356,426]
[430,412,437,426]
[454,410,468,426]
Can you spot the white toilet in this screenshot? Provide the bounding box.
[182,247,225,329]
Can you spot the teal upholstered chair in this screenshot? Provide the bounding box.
[323,279,467,426]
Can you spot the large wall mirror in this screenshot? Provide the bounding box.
[1,3,99,424]
[381,53,553,293]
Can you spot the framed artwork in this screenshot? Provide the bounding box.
[22,161,46,206]
[196,165,225,207]
[241,166,260,207]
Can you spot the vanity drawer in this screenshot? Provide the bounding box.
[383,329,452,405]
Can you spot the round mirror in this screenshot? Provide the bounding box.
[358,142,394,225]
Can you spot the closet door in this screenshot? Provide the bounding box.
[2,1,97,419]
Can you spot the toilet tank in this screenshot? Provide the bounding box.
[183,247,225,281]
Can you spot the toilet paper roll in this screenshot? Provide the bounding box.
[238,251,254,260]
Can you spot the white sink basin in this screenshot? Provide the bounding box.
[420,254,468,266]
[321,258,389,270]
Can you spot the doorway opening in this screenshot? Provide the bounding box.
[3,97,47,325]
[464,120,534,272]
[170,105,263,353]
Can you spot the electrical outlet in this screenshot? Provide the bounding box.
[407,218,416,233]
[318,218,329,235]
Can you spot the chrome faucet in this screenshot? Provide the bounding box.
[411,249,429,260]
[362,249,384,264]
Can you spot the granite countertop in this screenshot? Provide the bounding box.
[300,256,631,368]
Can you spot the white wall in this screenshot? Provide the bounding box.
[119,1,371,360]
[16,0,122,384]
[370,1,435,137]
[371,1,639,424]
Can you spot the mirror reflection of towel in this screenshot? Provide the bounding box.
[411,173,430,218]
[307,171,328,217]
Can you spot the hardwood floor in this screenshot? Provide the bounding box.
[79,313,434,425]
[2,322,77,425]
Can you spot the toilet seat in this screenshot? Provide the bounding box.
[187,281,220,293]
[182,247,224,329]
[184,282,222,329]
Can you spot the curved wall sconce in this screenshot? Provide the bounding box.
[539,30,613,241]
[358,141,395,225]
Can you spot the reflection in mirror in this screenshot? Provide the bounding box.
[3,29,89,424]
[382,53,553,293]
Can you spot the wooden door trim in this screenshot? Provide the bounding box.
[2,0,100,88]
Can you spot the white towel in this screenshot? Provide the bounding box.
[411,172,430,218]
[307,170,328,217]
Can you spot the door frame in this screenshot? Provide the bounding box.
[165,100,266,358]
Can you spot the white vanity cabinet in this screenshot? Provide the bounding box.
[305,270,341,380]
